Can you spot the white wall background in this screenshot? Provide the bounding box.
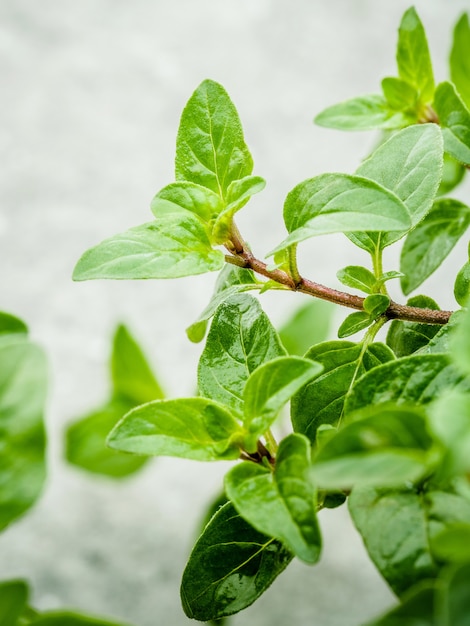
[1,1,469,624]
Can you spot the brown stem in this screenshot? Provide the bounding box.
[225,246,453,326]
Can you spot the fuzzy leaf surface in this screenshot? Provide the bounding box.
[0,336,47,530]
[225,434,321,563]
[314,94,411,131]
[73,218,224,281]
[386,295,441,358]
[450,13,470,110]
[400,199,470,294]
[198,294,286,417]
[175,80,253,198]
[381,77,418,112]
[107,398,242,461]
[291,341,394,443]
[150,181,223,223]
[434,82,470,166]
[180,502,293,621]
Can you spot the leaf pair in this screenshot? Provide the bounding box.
[74,80,264,282]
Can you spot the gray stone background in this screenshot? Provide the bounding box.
[1,1,470,624]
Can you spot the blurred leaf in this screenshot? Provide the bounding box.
[434,82,470,166]
[314,94,411,131]
[450,12,470,110]
[0,312,28,336]
[278,299,333,355]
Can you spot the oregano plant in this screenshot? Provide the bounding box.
[4,5,470,625]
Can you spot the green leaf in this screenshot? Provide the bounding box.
[73,217,224,281]
[198,294,286,417]
[450,13,470,111]
[418,310,464,356]
[441,562,470,626]
[363,294,390,318]
[150,181,223,224]
[434,82,470,166]
[0,312,28,336]
[364,581,437,626]
[381,77,418,112]
[336,266,377,294]
[111,324,164,405]
[349,124,443,252]
[186,264,259,343]
[175,80,253,199]
[345,354,470,417]
[243,357,323,440]
[107,397,243,461]
[386,295,441,358]
[431,524,470,563]
[291,340,394,443]
[66,401,147,478]
[0,335,47,530]
[314,94,411,131]
[400,199,470,295]
[311,404,437,489]
[438,153,466,196]
[396,7,435,103]
[278,299,334,356]
[180,502,293,621]
[0,579,28,625]
[454,261,470,306]
[337,312,371,338]
[270,174,411,255]
[32,612,130,626]
[349,485,470,596]
[450,306,470,377]
[225,434,321,564]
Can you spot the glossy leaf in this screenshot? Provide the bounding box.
[345,354,470,417]
[419,311,464,355]
[454,261,470,306]
[107,397,243,461]
[337,311,371,338]
[311,404,436,489]
[175,80,253,199]
[314,94,410,131]
[186,265,259,343]
[225,434,321,564]
[278,299,334,356]
[0,335,47,530]
[396,7,435,103]
[450,13,470,110]
[434,82,470,166]
[198,294,286,417]
[364,581,437,626]
[349,485,470,596]
[0,312,27,336]
[180,502,293,621]
[0,579,28,625]
[400,199,470,295]
[363,294,390,318]
[336,266,377,294]
[73,217,224,281]
[386,295,441,358]
[243,357,323,439]
[349,124,443,252]
[291,340,394,443]
[150,181,222,224]
[381,77,418,112]
[270,174,410,255]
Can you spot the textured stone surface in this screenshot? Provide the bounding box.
[1,1,469,624]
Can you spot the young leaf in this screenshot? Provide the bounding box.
[386,295,441,358]
[0,335,47,530]
[180,502,293,621]
[349,124,443,252]
[111,324,164,405]
[311,404,437,489]
[198,294,286,417]
[345,354,470,417]
[363,294,390,318]
[175,80,253,199]
[396,7,435,104]
[291,340,394,443]
[107,397,243,461]
[434,82,470,166]
[337,311,371,338]
[0,579,29,625]
[278,299,334,356]
[225,434,321,564]
[243,357,323,440]
[381,77,418,113]
[454,261,470,306]
[186,265,259,343]
[336,266,377,294]
[0,311,28,336]
[73,217,224,281]
[150,181,223,223]
[400,199,470,295]
[270,174,410,255]
[314,94,410,131]
[450,13,470,111]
